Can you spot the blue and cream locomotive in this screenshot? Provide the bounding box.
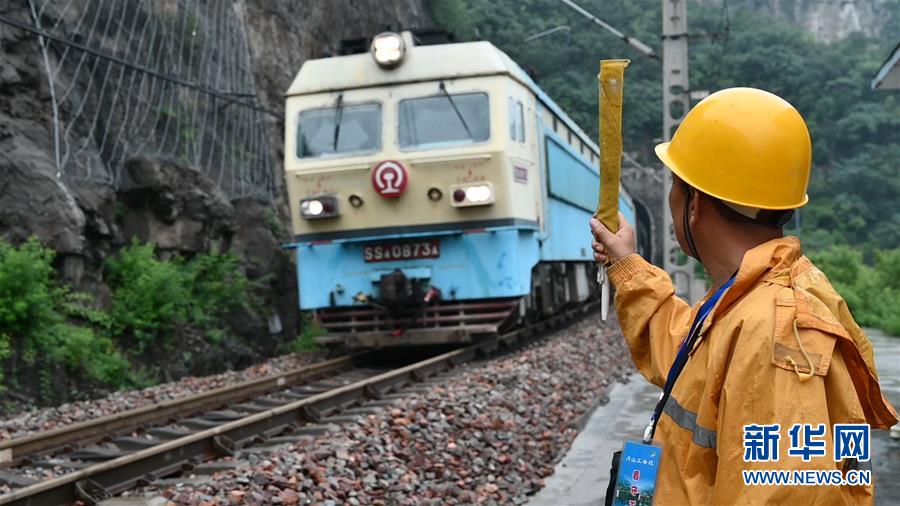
[284,31,645,347]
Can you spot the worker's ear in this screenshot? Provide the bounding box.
[688,187,704,226]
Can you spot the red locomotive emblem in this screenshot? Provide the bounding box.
[371,160,408,198]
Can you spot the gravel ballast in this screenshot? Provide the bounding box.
[0,352,326,441]
[129,313,634,505]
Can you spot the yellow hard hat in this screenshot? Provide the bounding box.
[655,87,811,210]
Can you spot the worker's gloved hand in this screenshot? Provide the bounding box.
[590,212,637,265]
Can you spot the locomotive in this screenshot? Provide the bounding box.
[284,31,648,347]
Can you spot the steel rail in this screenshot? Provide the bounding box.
[0,300,599,505]
[0,355,355,467]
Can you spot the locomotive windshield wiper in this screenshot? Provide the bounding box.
[438,81,473,139]
[332,93,344,151]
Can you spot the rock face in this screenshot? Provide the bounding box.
[118,158,238,255]
[0,10,85,257]
[0,0,431,395]
[695,0,897,43]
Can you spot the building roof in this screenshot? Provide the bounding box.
[871,42,900,91]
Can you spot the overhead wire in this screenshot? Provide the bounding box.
[558,0,659,60]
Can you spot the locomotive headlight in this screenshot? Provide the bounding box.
[306,200,324,216]
[300,195,339,220]
[465,185,492,203]
[370,32,405,68]
[449,182,495,208]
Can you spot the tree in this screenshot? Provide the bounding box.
[439,0,899,251]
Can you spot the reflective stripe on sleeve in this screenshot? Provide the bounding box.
[663,395,718,449]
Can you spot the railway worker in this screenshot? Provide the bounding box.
[589,87,897,505]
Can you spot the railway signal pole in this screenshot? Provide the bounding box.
[661,0,704,301]
[557,0,702,299]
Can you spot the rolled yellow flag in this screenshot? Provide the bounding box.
[595,59,630,235]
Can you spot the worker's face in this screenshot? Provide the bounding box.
[668,175,691,257]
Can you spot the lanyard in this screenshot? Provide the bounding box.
[642,275,736,443]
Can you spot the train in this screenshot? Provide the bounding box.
[283,30,649,348]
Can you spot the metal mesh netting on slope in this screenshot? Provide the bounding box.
[23,0,277,199]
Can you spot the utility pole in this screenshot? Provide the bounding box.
[661,0,703,301]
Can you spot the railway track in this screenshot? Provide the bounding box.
[0,356,356,468]
[0,300,600,505]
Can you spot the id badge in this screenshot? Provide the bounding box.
[611,441,662,506]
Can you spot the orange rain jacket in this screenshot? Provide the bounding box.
[607,236,898,505]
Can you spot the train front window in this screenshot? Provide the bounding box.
[297,103,381,158]
[398,92,490,149]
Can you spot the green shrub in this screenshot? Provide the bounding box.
[48,325,135,387]
[0,238,62,369]
[875,249,900,292]
[106,241,190,352]
[874,250,900,335]
[285,314,324,353]
[0,236,258,398]
[105,239,253,352]
[184,250,248,328]
[0,238,140,394]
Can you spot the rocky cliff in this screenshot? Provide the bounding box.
[696,0,898,43]
[0,0,430,401]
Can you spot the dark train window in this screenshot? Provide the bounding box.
[553,116,559,133]
[399,92,490,149]
[297,103,381,158]
[568,130,574,145]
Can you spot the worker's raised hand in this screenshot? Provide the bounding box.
[590,212,637,265]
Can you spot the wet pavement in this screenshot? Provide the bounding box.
[870,328,900,505]
[530,329,900,505]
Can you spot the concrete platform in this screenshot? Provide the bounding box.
[530,329,900,506]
